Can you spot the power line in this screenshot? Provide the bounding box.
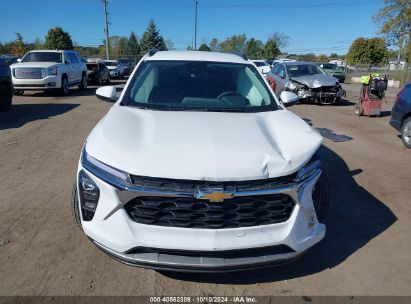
[197,0,380,9]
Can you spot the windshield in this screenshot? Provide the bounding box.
[21,52,62,63]
[122,60,278,112]
[86,63,98,70]
[322,63,338,70]
[253,61,267,67]
[103,61,118,67]
[286,64,325,77]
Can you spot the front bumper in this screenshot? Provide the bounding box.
[297,88,346,103]
[12,75,61,90]
[76,158,326,272]
[109,71,119,77]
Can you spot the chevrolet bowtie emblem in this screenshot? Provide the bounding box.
[196,190,234,202]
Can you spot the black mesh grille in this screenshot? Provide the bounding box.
[311,86,337,93]
[124,194,295,229]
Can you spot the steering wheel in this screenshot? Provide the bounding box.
[217,91,243,100]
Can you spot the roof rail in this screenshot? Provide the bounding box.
[232,52,248,61]
[148,48,159,56]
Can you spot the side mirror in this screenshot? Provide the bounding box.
[279,72,286,79]
[17,58,22,63]
[96,86,118,102]
[65,60,70,64]
[280,91,299,107]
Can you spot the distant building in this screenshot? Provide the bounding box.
[388,59,406,71]
[329,59,345,67]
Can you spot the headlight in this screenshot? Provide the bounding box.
[285,81,296,90]
[78,170,100,221]
[47,66,57,76]
[81,145,130,187]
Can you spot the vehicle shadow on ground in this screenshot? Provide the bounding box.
[298,99,355,107]
[20,87,97,98]
[379,111,391,118]
[161,145,397,284]
[335,98,356,106]
[0,103,79,130]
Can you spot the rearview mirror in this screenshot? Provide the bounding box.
[96,86,118,102]
[280,91,299,107]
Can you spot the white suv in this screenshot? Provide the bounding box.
[73,50,329,272]
[102,60,125,79]
[11,50,87,96]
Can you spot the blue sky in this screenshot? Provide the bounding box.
[0,0,385,55]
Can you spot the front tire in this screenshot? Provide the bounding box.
[60,76,69,96]
[79,73,87,90]
[312,172,330,222]
[0,83,13,111]
[354,105,364,116]
[401,117,411,149]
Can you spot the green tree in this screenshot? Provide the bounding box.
[125,32,140,55]
[373,0,411,63]
[268,32,289,50]
[245,38,264,59]
[165,39,175,50]
[219,34,247,53]
[198,43,211,51]
[209,38,220,51]
[346,37,388,66]
[32,38,43,50]
[264,38,281,59]
[329,52,339,59]
[299,53,317,62]
[140,19,167,53]
[318,54,329,62]
[44,27,74,50]
[10,33,30,56]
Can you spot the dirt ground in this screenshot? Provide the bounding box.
[0,80,410,296]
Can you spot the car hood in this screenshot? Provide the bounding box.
[10,62,59,69]
[85,107,322,181]
[291,74,338,88]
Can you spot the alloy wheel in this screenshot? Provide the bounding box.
[403,121,411,144]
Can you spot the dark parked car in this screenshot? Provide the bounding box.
[0,60,13,111]
[318,63,346,83]
[0,55,19,66]
[390,83,411,148]
[86,62,110,85]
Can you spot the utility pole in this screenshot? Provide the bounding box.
[194,1,198,50]
[102,0,110,60]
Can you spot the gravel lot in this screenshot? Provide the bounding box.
[0,80,410,296]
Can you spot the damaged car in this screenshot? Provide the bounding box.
[72,50,329,272]
[267,61,345,104]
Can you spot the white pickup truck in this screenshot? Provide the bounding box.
[10,50,87,96]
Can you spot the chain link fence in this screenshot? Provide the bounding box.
[344,64,411,86]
